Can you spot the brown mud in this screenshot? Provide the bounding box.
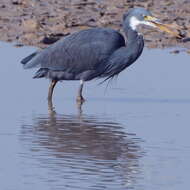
[1,0,190,51]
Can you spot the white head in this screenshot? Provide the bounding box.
[123,8,182,38]
[123,7,159,31]
[129,16,157,30]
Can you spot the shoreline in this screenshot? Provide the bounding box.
[0,0,190,51]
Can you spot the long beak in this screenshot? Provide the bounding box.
[144,16,183,39]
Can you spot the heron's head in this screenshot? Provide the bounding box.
[123,7,182,38]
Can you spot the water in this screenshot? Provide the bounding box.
[0,41,190,190]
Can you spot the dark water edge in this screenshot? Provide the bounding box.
[0,42,190,189]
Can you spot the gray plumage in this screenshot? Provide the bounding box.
[22,28,127,81]
[21,7,156,103]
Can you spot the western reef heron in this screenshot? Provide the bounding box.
[21,7,181,104]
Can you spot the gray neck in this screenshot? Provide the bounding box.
[123,21,140,44]
[122,21,144,61]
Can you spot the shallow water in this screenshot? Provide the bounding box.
[0,41,190,190]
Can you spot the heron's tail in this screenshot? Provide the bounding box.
[33,68,48,78]
[21,52,38,65]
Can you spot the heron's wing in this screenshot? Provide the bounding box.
[100,46,139,82]
[100,34,144,82]
[22,28,125,74]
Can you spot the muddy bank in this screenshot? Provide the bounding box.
[0,0,190,50]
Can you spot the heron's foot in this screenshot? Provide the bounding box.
[76,95,85,104]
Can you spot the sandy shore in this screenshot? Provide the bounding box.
[0,0,190,51]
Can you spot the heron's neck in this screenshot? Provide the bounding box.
[124,26,142,44]
[120,25,144,64]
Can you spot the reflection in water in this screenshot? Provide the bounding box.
[20,108,144,190]
[48,99,84,115]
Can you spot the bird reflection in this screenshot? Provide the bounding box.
[21,105,144,189]
[48,99,84,115]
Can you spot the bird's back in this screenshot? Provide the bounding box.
[22,28,125,81]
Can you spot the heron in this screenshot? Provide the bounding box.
[21,7,180,104]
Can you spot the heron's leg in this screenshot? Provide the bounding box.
[48,79,58,101]
[77,80,85,103]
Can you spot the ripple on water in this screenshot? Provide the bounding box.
[20,113,144,190]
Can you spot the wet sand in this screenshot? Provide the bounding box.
[1,0,190,50]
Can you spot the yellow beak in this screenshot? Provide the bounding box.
[144,16,183,38]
